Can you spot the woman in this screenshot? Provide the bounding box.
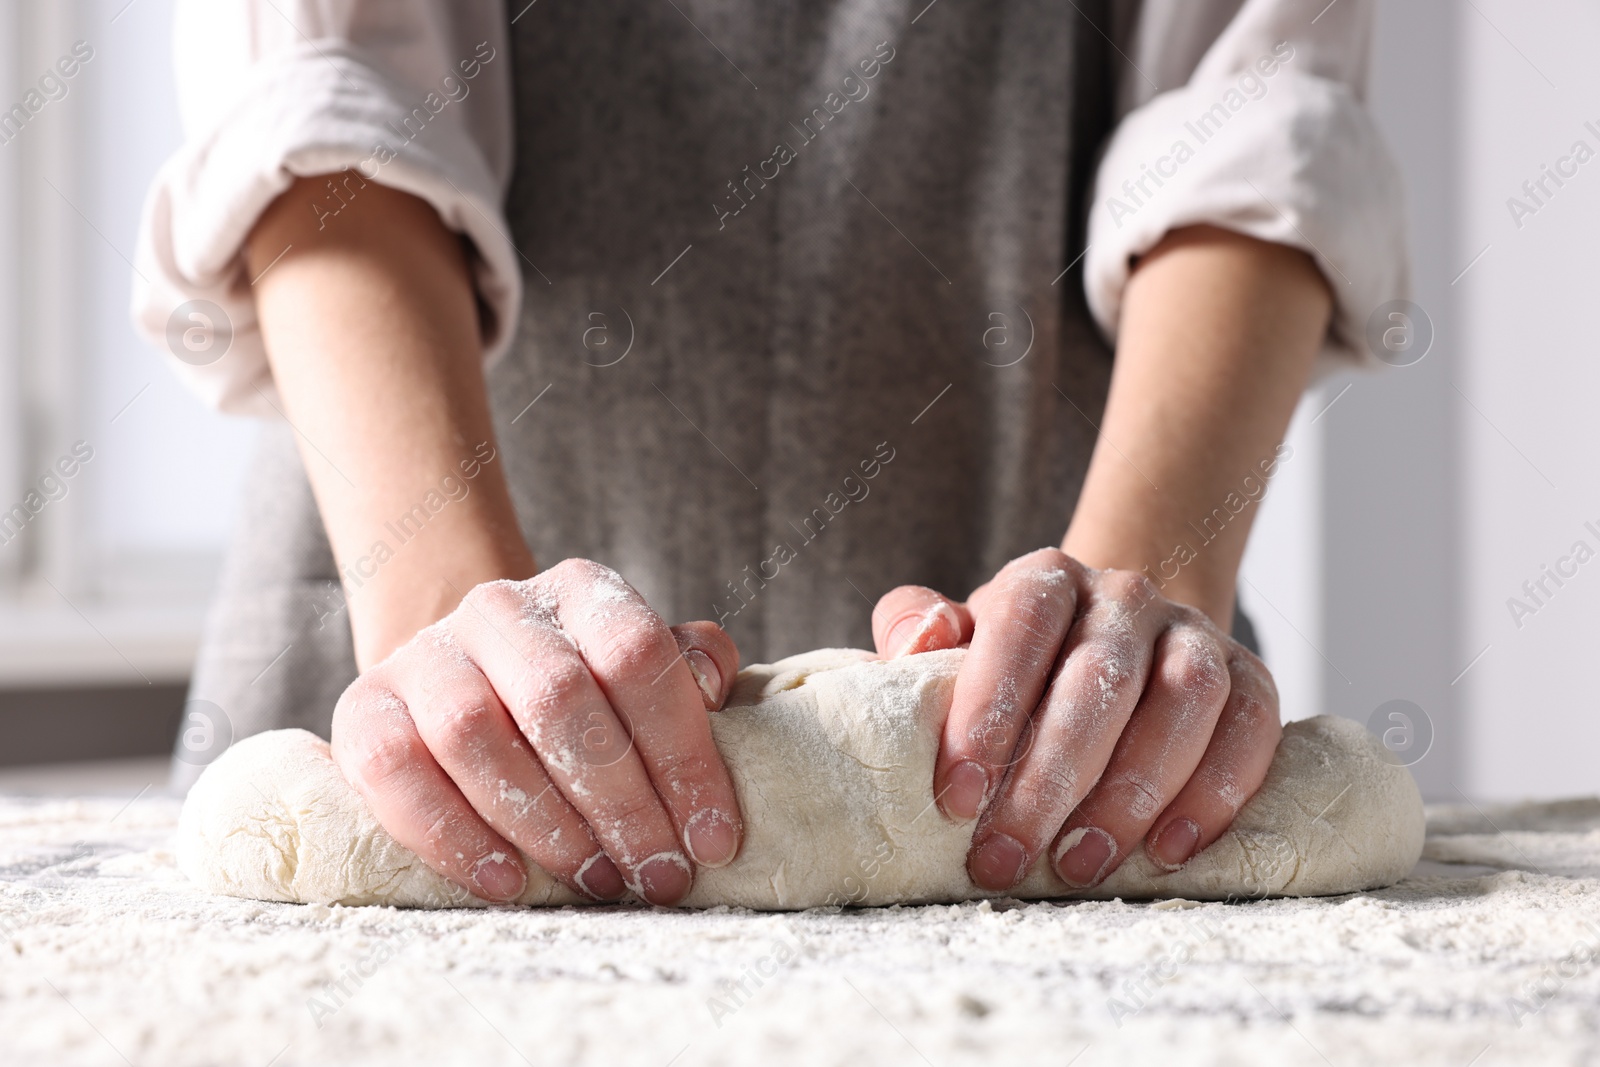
[136,0,1405,906]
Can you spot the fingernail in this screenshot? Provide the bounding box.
[969,833,1028,891]
[1053,827,1116,888]
[634,851,692,906]
[576,851,626,900]
[942,760,990,820]
[685,808,740,868]
[470,852,527,901]
[885,612,933,658]
[684,649,722,708]
[1148,818,1201,872]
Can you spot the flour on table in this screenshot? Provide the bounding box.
[177,648,1425,909]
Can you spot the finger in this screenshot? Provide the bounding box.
[456,579,694,905]
[393,630,627,901]
[934,549,1081,821]
[1047,620,1232,887]
[543,561,745,873]
[962,570,1168,891]
[870,585,973,659]
[670,621,740,710]
[1143,646,1281,871]
[330,676,529,903]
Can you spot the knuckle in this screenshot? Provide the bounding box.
[462,578,523,617]
[651,747,718,792]
[541,557,586,581]
[1066,643,1137,696]
[333,676,379,721]
[416,806,473,857]
[600,788,668,837]
[994,595,1069,658]
[998,550,1081,600]
[594,624,674,677]
[1009,564,1075,607]
[1232,686,1282,738]
[1014,546,1074,576]
[333,680,407,747]
[967,711,1022,754]
[431,699,500,759]
[547,557,619,589]
[516,816,579,861]
[1215,668,1281,753]
[1106,770,1166,823]
[1030,758,1082,807]
[1098,568,1158,607]
[1165,638,1230,699]
[1230,647,1280,706]
[354,735,422,792]
[514,660,592,724]
[1077,607,1143,656]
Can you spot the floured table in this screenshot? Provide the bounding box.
[0,789,1596,1066]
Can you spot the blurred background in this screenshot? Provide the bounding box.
[0,0,1592,802]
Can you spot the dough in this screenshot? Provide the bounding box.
[177,648,1425,909]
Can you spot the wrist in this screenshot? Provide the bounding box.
[345,529,536,670]
[1149,573,1236,628]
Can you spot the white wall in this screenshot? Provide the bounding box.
[1247,0,1600,802]
[1311,1,1467,802]
[1242,1,1463,789]
[1238,391,1325,728]
[1456,0,1600,800]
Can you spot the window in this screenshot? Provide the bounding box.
[0,0,253,687]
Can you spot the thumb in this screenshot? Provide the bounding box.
[871,585,973,659]
[670,620,740,710]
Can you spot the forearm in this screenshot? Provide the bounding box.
[1063,225,1332,625]
[247,175,534,669]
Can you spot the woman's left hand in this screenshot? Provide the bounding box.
[871,547,1281,891]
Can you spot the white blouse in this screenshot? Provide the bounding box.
[132,0,1407,417]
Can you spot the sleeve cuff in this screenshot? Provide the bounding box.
[131,43,522,417]
[1084,69,1409,373]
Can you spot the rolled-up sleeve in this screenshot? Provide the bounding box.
[1084,0,1408,370]
[132,0,516,417]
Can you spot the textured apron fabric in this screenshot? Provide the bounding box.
[175,0,1254,787]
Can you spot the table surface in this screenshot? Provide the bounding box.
[0,786,1596,1067]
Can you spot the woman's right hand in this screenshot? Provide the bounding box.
[329,559,745,906]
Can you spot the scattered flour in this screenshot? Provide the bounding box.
[0,791,1595,1065]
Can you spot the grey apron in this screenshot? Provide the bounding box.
[175,0,1255,787]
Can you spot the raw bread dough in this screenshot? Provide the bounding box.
[177,648,1425,909]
